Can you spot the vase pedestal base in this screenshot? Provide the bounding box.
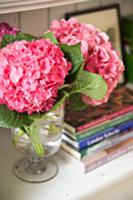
[13,157,58,183]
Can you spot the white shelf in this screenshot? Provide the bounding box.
[0,0,89,14]
[0,128,133,200]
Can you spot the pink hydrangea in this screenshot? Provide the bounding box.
[0,22,20,41]
[0,39,71,114]
[49,18,110,60]
[82,44,124,105]
[49,18,124,105]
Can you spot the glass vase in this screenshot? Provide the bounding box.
[12,105,64,183]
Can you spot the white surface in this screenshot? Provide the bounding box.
[0,0,90,14]
[0,128,133,200]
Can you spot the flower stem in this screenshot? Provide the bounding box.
[23,125,45,157]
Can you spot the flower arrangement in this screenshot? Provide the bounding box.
[49,18,124,106]
[0,22,20,41]
[0,19,124,156]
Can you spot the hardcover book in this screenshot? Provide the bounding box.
[61,129,133,159]
[123,16,133,83]
[63,112,133,140]
[59,138,133,173]
[62,119,133,150]
[64,85,133,134]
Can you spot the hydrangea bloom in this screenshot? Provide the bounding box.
[82,45,124,105]
[0,22,20,41]
[49,18,124,105]
[0,39,71,114]
[49,18,109,60]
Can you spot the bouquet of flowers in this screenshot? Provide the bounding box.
[0,19,124,156]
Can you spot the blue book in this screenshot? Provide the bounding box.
[62,119,133,150]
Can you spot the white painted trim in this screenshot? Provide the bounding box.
[0,0,91,14]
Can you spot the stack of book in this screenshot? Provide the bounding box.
[60,85,133,173]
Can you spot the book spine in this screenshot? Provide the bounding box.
[82,130,133,159]
[76,112,133,140]
[76,105,133,132]
[61,142,81,159]
[78,120,133,149]
[84,140,133,173]
[63,122,76,134]
[62,130,133,160]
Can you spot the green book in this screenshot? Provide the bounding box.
[123,16,133,83]
[61,129,133,160]
[63,112,133,141]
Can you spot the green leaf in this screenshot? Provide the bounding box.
[16,32,37,41]
[0,105,33,128]
[69,67,108,100]
[0,34,16,48]
[0,32,37,48]
[42,31,58,44]
[68,93,88,110]
[60,43,84,74]
[50,90,69,112]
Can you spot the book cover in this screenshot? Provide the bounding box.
[64,112,133,140]
[61,129,133,159]
[84,138,133,173]
[123,16,133,83]
[59,138,133,173]
[62,119,133,150]
[64,85,133,134]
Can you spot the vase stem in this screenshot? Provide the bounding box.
[25,156,47,175]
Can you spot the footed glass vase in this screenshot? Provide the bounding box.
[12,105,64,183]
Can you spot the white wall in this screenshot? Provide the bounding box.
[0,0,133,36]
